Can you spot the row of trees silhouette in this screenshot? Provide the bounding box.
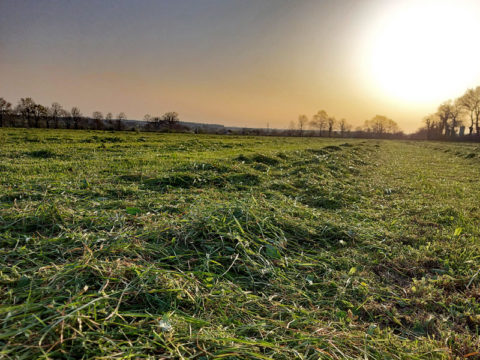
[0,97,180,131]
[143,112,180,130]
[1,96,405,138]
[419,86,480,138]
[0,97,124,130]
[294,111,401,137]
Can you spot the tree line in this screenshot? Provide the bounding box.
[417,86,480,139]
[1,96,407,139]
[293,111,402,138]
[0,97,181,131]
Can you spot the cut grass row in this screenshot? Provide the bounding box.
[1,129,480,359]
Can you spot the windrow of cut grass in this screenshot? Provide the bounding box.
[1,129,480,359]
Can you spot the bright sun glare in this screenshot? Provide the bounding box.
[362,0,480,105]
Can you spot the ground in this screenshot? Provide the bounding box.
[1,129,479,359]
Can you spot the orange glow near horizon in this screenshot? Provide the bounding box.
[2,0,480,133]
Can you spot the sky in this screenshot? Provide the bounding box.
[2,0,480,132]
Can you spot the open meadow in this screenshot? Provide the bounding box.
[1,128,480,359]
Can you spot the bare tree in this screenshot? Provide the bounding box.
[310,110,328,136]
[143,114,151,122]
[92,111,103,119]
[105,112,114,129]
[16,98,36,127]
[423,114,441,138]
[71,107,82,129]
[297,114,308,136]
[152,116,162,129]
[327,116,336,137]
[116,112,126,130]
[62,109,71,128]
[364,115,399,136]
[0,98,12,127]
[161,112,179,129]
[436,100,463,136]
[458,87,480,135]
[436,101,455,136]
[49,102,65,129]
[385,118,399,134]
[33,104,48,128]
[338,118,351,137]
[449,100,463,136]
[364,116,383,134]
[474,87,480,136]
[92,111,104,130]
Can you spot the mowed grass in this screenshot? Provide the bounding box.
[1,128,480,359]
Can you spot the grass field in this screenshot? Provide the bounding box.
[1,128,480,359]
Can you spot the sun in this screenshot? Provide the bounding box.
[359,0,480,104]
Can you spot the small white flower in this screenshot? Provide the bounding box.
[158,319,172,332]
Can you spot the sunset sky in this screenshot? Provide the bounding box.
[2,0,480,132]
